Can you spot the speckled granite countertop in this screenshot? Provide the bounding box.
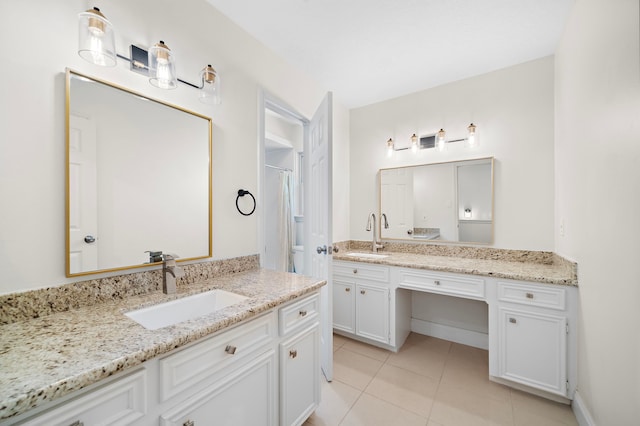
[334,250,577,286]
[0,269,325,421]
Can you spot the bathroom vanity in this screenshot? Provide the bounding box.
[333,249,578,402]
[0,267,325,426]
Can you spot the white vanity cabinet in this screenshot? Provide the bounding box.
[332,261,412,349]
[12,292,322,426]
[278,294,320,426]
[159,312,279,426]
[493,280,576,397]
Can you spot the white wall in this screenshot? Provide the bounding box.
[554,0,640,423]
[0,0,348,294]
[350,57,555,250]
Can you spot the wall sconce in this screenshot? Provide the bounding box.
[77,7,221,105]
[464,208,472,218]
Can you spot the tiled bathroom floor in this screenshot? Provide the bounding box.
[304,333,578,426]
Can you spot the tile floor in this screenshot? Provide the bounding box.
[304,333,578,426]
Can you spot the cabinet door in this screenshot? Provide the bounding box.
[280,323,320,426]
[333,278,355,333]
[356,283,389,344]
[160,350,277,426]
[498,308,567,396]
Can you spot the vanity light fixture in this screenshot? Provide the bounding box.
[386,138,395,158]
[385,125,478,156]
[77,7,221,104]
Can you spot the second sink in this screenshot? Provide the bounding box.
[125,289,249,330]
[345,252,389,259]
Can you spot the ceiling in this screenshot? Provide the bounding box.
[207,0,574,109]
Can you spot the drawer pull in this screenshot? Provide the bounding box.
[509,317,517,324]
[345,287,351,292]
[353,269,358,274]
[225,345,237,355]
[183,421,195,426]
[434,280,441,286]
[525,292,534,299]
[360,290,366,295]
[69,421,84,426]
[289,349,298,358]
[299,310,307,317]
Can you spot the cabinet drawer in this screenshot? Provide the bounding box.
[397,269,485,300]
[279,293,319,336]
[20,369,146,426]
[333,262,389,282]
[159,312,276,402]
[497,282,566,311]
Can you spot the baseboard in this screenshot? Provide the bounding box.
[572,391,596,426]
[411,319,489,350]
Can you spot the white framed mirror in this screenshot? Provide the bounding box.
[379,157,494,244]
[66,69,212,277]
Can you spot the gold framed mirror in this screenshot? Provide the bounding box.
[379,157,494,244]
[65,69,212,277]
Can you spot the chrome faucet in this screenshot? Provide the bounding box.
[366,213,385,252]
[162,254,185,294]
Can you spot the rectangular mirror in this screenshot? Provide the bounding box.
[379,157,493,244]
[66,69,212,277]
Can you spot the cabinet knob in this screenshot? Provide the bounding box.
[183,421,195,426]
[434,280,441,286]
[353,269,358,274]
[289,349,298,358]
[299,310,307,317]
[225,345,237,355]
[509,317,517,324]
[525,292,534,299]
[360,289,366,295]
[345,287,351,292]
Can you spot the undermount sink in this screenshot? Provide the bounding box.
[125,289,249,330]
[345,252,389,259]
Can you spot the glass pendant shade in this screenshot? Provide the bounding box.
[410,133,418,153]
[386,138,394,157]
[78,7,116,67]
[148,41,177,89]
[198,65,221,105]
[437,128,446,151]
[467,123,477,146]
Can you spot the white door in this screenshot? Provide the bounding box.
[68,115,98,274]
[306,93,333,381]
[380,168,413,239]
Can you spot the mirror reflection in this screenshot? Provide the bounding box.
[379,157,493,244]
[66,70,212,276]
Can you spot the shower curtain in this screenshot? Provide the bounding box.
[277,170,294,272]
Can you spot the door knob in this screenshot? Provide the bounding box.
[316,245,327,254]
[84,235,96,244]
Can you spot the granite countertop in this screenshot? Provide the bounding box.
[334,250,577,286]
[0,269,325,421]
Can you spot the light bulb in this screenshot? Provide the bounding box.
[386,138,394,158]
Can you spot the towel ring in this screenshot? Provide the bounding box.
[236,189,256,216]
